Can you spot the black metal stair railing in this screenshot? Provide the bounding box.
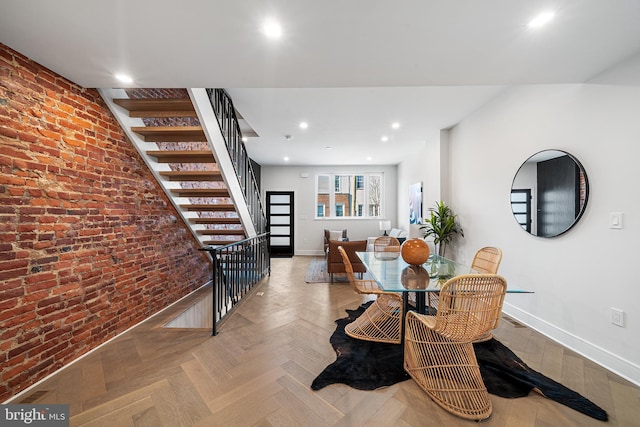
[206,88,266,234]
[202,89,270,335]
[200,233,270,335]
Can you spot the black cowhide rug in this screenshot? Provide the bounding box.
[311,303,608,421]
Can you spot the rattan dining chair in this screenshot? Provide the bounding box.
[373,236,401,253]
[337,246,385,296]
[471,247,503,274]
[403,274,507,421]
[338,246,403,344]
[471,246,503,340]
[426,246,503,315]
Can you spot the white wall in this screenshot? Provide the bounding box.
[261,164,397,255]
[397,130,452,244]
[444,84,640,385]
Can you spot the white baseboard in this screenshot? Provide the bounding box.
[294,250,325,256]
[502,302,640,387]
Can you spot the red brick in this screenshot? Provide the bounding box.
[3,357,36,384]
[0,286,24,300]
[0,259,29,271]
[21,289,49,303]
[0,304,37,325]
[0,43,211,402]
[33,241,55,250]
[0,325,21,341]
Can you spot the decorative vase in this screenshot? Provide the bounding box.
[400,238,430,266]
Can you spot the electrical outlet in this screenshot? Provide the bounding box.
[611,307,624,327]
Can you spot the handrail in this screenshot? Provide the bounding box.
[200,233,270,335]
[206,88,266,234]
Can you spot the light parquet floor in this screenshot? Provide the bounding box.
[11,256,640,426]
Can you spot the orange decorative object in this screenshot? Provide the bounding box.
[401,238,431,266]
[401,265,430,289]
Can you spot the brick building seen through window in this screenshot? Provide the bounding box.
[316,173,382,218]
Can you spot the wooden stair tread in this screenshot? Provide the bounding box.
[189,218,241,224]
[181,204,236,211]
[132,126,206,142]
[197,230,245,236]
[113,98,194,111]
[170,188,230,197]
[202,239,243,246]
[159,171,223,181]
[113,98,196,117]
[147,150,215,163]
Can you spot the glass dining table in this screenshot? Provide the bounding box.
[356,251,531,316]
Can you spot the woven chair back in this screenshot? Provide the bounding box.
[471,247,502,274]
[374,236,401,253]
[435,274,507,341]
[337,246,359,294]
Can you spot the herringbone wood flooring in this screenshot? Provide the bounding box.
[11,257,640,426]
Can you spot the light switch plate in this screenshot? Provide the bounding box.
[610,212,623,229]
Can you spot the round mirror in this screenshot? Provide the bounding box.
[510,150,589,237]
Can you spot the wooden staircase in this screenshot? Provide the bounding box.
[102,91,250,247]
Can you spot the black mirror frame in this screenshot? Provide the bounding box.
[511,149,589,238]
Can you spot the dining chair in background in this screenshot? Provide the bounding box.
[373,236,401,253]
[338,246,403,344]
[471,246,503,274]
[471,246,503,341]
[403,274,507,421]
[426,246,503,315]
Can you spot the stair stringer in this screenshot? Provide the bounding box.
[188,88,257,239]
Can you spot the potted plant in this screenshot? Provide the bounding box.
[420,201,464,257]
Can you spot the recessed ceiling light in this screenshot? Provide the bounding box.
[299,122,308,129]
[283,156,290,161]
[115,73,133,84]
[325,146,333,150]
[241,136,248,142]
[528,11,555,28]
[381,136,389,142]
[263,20,282,39]
[391,122,400,130]
[366,156,372,161]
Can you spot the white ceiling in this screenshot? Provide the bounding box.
[2,0,640,165]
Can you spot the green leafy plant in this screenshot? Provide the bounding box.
[420,201,464,257]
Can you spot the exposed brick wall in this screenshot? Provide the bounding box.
[0,43,211,401]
